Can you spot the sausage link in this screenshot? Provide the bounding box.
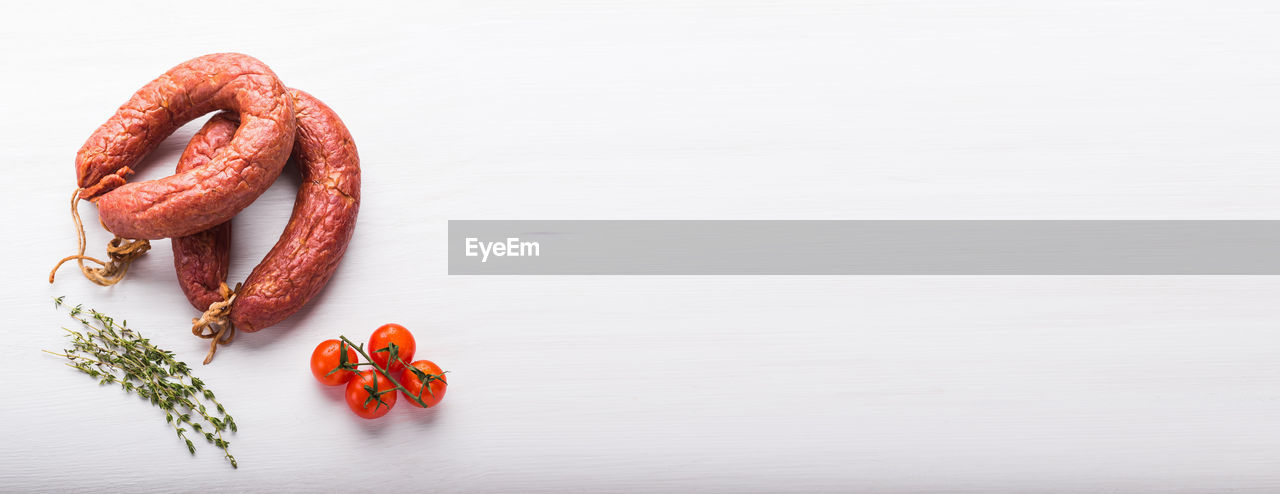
[77,53,295,240]
[172,89,360,332]
[172,113,237,311]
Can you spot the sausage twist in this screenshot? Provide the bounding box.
[55,54,360,364]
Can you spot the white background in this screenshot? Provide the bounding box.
[4,0,1280,491]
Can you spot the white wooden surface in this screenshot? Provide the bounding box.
[4,0,1280,491]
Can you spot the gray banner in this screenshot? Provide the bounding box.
[448,220,1280,275]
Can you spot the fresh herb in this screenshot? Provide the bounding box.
[46,296,239,468]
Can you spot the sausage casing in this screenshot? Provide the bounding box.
[172,89,360,332]
[77,53,295,240]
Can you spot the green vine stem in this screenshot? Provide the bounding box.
[335,335,447,409]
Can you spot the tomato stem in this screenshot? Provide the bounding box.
[337,335,434,408]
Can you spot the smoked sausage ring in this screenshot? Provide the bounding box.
[77,52,296,240]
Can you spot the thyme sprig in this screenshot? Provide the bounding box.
[334,336,447,408]
[46,296,239,468]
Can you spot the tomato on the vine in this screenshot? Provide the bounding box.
[310,339,358,386]
[400,360,448,408]
[368,323,416,373]
[345,370,398,419]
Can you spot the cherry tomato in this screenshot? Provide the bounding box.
[310,339,358,386]
[400,360,448,408]
[368,323,416,373]
[345,370,398,419]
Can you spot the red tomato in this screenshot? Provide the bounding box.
[345,370,398,419]
[400,360,448,408]
[368,323,416,373]
[310,339,358,386]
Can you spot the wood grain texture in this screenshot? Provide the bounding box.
[4,0,1280,491]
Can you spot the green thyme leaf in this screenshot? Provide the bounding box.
[47,298,239,468]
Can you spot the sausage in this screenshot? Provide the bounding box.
[172,113,236,311]
[77,53,295,240]
[173,89,360,332]
[234,88,360,331]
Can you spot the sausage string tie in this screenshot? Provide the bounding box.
[48,188,151,286]
[192,282,240,365]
